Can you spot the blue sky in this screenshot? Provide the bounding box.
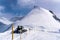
[0,0,60,19]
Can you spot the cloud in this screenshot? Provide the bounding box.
[34,0,60,3]
[0,5,14,19]
[0,12,15,20]
[17,0,60,8]
[0,6,5,15]
[49,0,60,3]
[0,6,5,11]
[17,0,35,7]
[39,0,60,3]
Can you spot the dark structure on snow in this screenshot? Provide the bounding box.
[14,26,27,34]
[49,10,60,22]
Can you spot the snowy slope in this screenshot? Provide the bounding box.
[0,17,13,25]
[0,17,13,32]
[10,16,24,22]
[0,7,60,40]
[16,7,60,31]
[0,26,60,40]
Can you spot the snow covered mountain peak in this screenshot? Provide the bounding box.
[16,7,60,31]
[32,6,53,15]
[0,17,13,25]
[0,7,60,40]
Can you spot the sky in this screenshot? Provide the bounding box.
[0,0,60,19]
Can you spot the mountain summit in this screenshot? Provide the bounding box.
[16,6,60,31]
